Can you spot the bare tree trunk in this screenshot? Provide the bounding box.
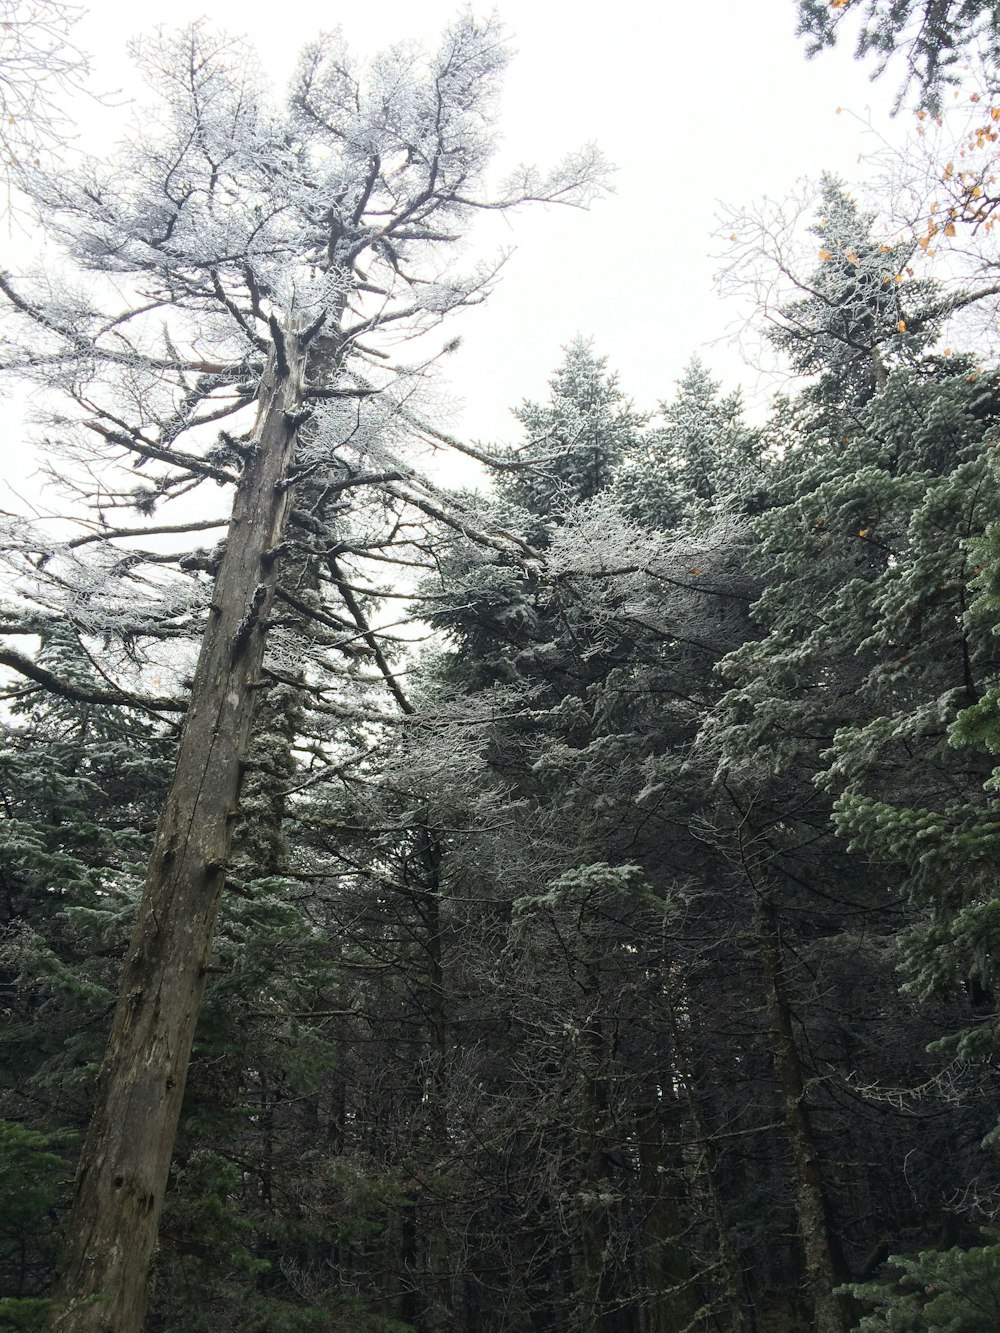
[51,329,307,1332]
[663,998,749,1333]
[634,1089,698,1333]
[756,896,849,1333]
[418,830,455,1333]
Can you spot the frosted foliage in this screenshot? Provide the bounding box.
[546,497,757,656]
[289,16,508,216]
[38,13,511,307]
[40,37,282,273]
[614,357,761,532]
[0,0,90,190]
[0,518,204,636]
[0,13,608,505]
[644,520,757,656]
[387,687,521,820]
[502,340,646,519]
[717,176,950,397]
[547,496,660,583]
[0,12,609,735]
[262,627,308,676]
[304,387,412,469]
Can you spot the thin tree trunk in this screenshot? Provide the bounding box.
[418,829,454,1332]
[51,329,307,1332]
[756,896,849,1333]
[663,997,748,1333]
[634,1090,698,1333]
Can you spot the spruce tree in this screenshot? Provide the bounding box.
[710,181,1000,1327]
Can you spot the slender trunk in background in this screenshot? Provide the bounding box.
[664,997,749,1332]
[634,1087,698,1333]
[52,331,307,1332]
[418,828,455,1331]
[756,896,849,1333]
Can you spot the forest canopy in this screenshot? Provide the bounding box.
[1,4,1000,1332]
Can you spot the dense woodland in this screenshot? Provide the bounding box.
[2,3,1000,1330]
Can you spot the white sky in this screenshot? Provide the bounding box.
[8,0,910,492]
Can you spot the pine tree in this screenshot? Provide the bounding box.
[709,177,1000,1324]
[795,0,1000,110]
[0,633,173,1327]
[415,348,789,1328]
[614,355,763,530]
[495,340,646,540]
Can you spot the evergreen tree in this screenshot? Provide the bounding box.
[495,340,646,540]
[709,194,1000,1320]
[417,348,808,1328]
[766,176,943,410]
[0,635,172,1327]
[614,355,763,530]
[795,0,1000,110]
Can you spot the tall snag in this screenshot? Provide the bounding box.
[52,330,307,1328]
[0,17,607,1328]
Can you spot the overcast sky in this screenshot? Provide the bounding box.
[10,0,909,486]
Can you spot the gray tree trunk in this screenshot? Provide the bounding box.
[51,329,307,1332]
[757,896,849,1333]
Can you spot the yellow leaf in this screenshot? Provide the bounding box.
[918,235,931,248]
[944,162,954,179]
[689,568,702,575]
[972,185,983,197]
[858,528,869,538]
[835,105,842,114]
[942,347,952,356]
[992,108,1000,121]
[846,250,860,265]
[879,244,892,252]
[897,320,907,332]
[895,273,904,284]
[729,233,737,241]
[944,222,956,236]
[818,248,834,261]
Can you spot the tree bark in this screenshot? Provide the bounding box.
[663,998,748,1332]
[634,1090,698,1333]
[51,328,307,1332]
[756,896,849,1333]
